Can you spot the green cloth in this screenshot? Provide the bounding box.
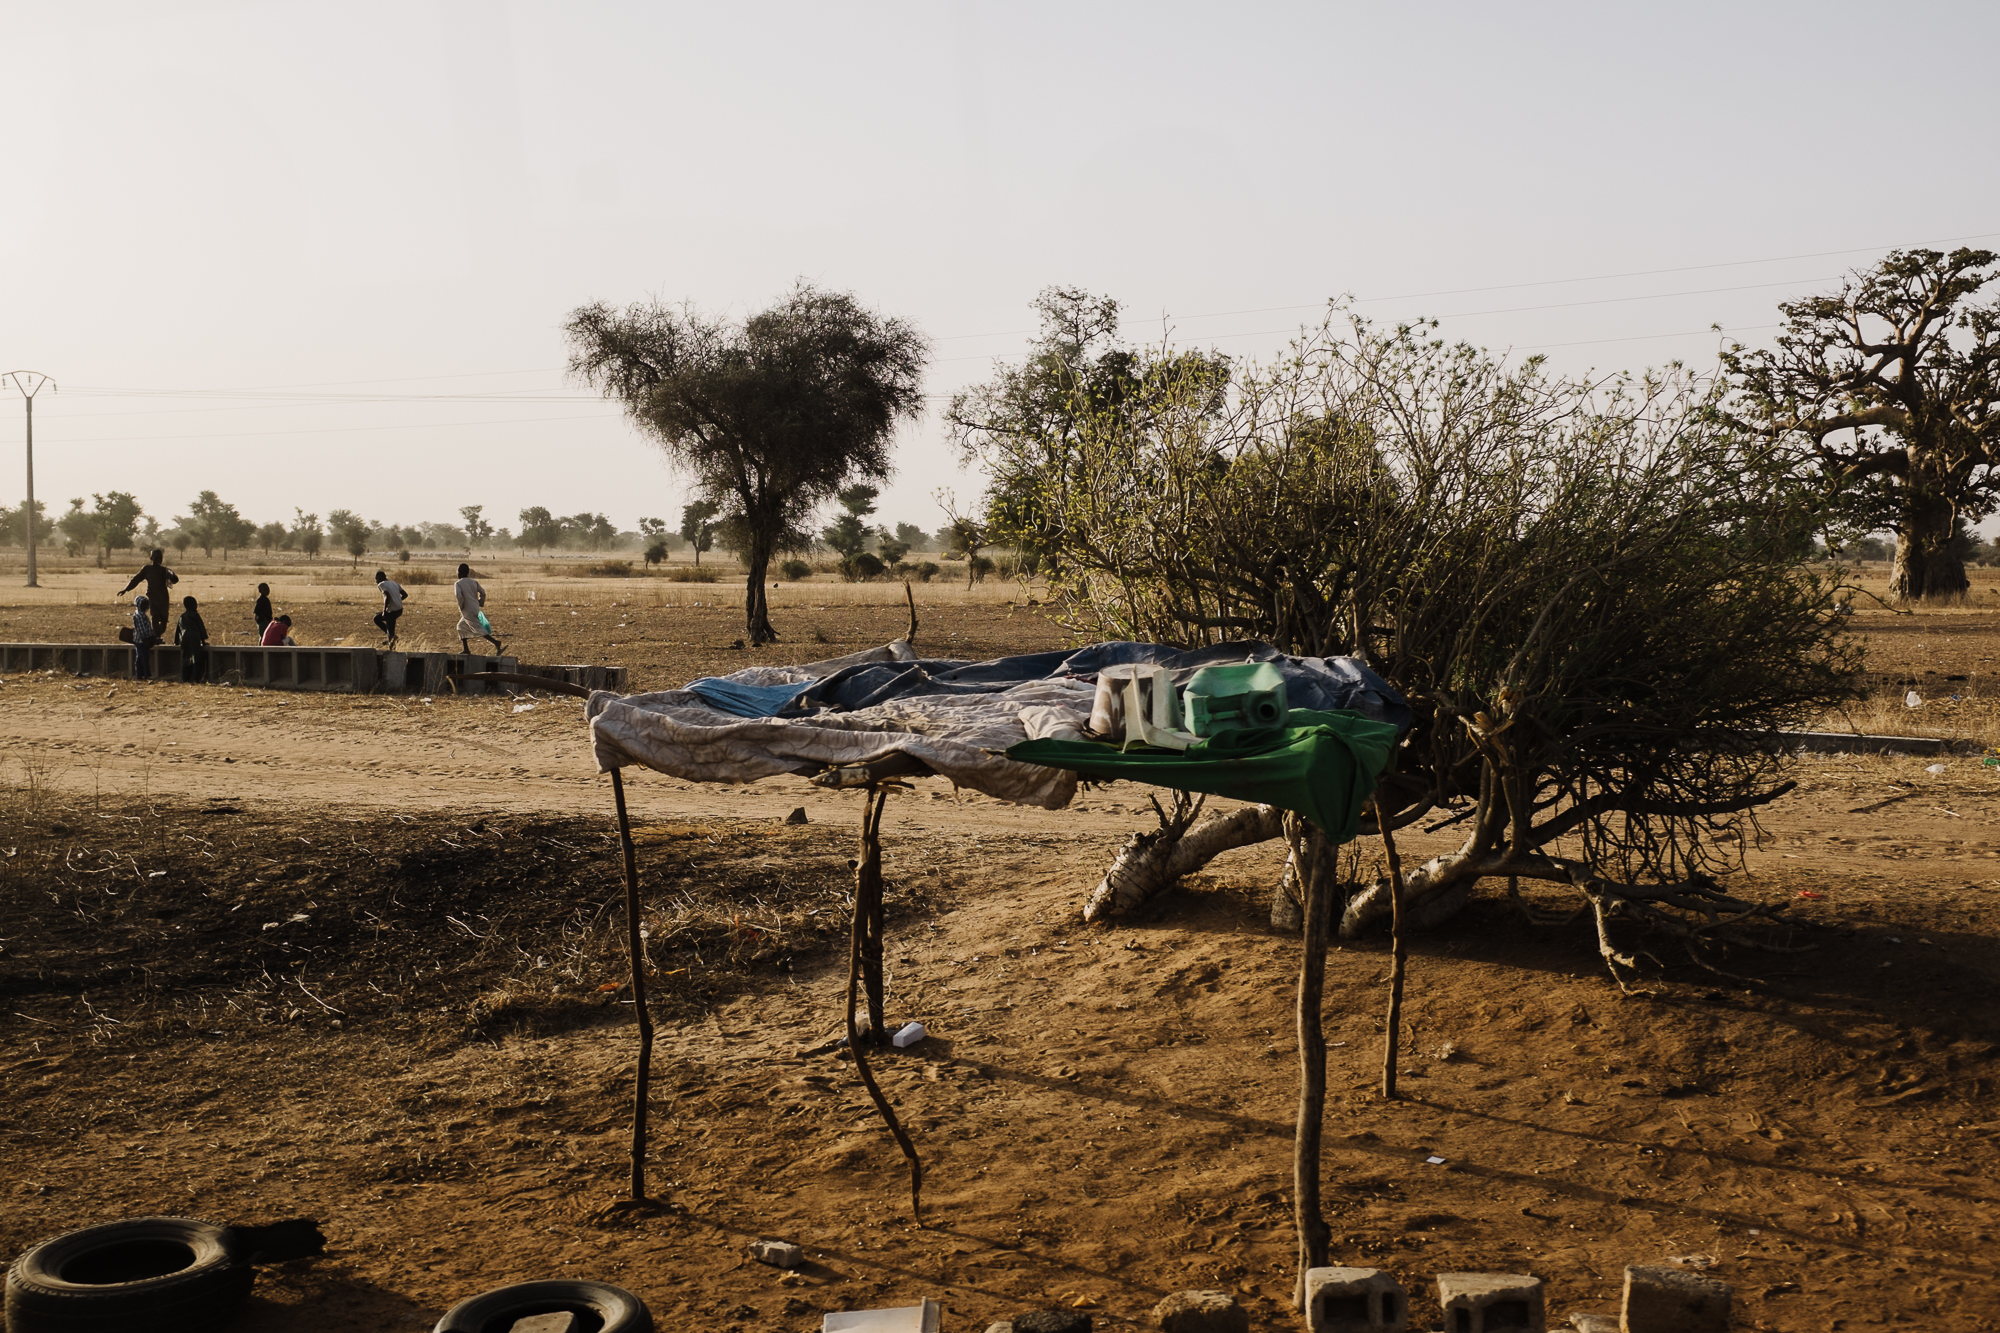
[1006,709,1400,843]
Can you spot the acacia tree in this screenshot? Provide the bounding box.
[292,509,322,561]
[1010,311,1858,971]
[568,283,929,644]
[1723,247,2000,602]
[946,287,1145,566]
[679,500,719,566]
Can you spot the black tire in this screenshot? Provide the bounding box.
[433,1279,653,1333]
[5,1216,255,1333]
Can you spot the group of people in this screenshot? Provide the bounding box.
[117,550,503,683]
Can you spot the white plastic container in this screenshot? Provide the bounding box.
[891,1021,926,1048]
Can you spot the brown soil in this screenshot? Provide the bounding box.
[3,592,1999,1331]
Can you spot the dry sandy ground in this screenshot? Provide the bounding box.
[2,586,1998,1331]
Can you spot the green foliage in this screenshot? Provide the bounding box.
[255,521,288,552]
[912,560,940,583]
[327,509,370,567]
[679,500,720,564]
[838,551,885,582]
[1022,308,1860,928]
[459,505,495,548]
[875,528,910,565]
[1723,247,2000,601]
[292,509,323,561]
[0,499,46,548]
[567,282,929,644]
[644,539,670,566]
[516,506,562,553]
[88,492,145,559]
[779,558,813,580]
[893,522,929,553]
[821,484,878,557]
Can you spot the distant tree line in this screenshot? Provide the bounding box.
[0,489,965,574]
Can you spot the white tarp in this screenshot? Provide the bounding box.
[587,642,1091,808]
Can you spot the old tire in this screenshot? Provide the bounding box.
[4,1215,254,1333]
[433,1279,652,1333]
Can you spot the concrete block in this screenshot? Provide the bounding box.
[1622,1264,1730,1333]
[1305,1267,1407,1331]
[750,1239,804,1269]
[1566,1316,1618,1333]
[1435,1273,1544,1333]
[507,1314,579,1333]
[1151,1289,1246,1333]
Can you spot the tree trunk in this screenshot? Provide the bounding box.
[1892,486,1969,602]
[1082,804,1286,922]
[744,540,778,644]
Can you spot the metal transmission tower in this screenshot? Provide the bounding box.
[5,371,55,587]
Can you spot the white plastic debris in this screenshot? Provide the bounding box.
[1425,1155,1447,1165]
[1907,691,1923,708]
[1926,762,1947,774]
[513,703,536,713]
[148,870,166,878]
[892,1021,927,1048]
[823,1299,942,1333]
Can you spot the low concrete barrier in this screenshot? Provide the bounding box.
[0,644,597,696]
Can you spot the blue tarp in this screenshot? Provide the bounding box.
[685,640,1412,735]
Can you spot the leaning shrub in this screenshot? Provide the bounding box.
[1016,312,1859,974]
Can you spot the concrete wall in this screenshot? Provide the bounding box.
[0,645,555,696]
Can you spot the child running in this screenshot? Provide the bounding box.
[452,563,504,656]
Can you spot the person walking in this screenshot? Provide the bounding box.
[253,583,274,642]
[261,614,295,647]
[372,570,407,646]
[118,550,179,640]
[130,596,158,680]
[175,595,210,684]
[452,563,503,656]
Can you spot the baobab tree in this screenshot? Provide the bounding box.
[1724,246,2000,602]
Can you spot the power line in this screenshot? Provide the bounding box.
[45,410,620,445]
[932,228,2000,341]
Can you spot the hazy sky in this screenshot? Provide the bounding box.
[4,0,1997,538]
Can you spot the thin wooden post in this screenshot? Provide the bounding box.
[1376,795,1410,1100]
[1291,821,1332,1308]
[609,767,659,1204]
[856,787,888,1042]
[846,786,924,1223]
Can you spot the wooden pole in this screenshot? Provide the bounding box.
[846,786,924,1223]
[1377,795,1410,1100]
[609,767,659,1204]
[857,786,888,1042]
[1291,821,1332,1308]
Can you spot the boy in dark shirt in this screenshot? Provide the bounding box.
[253,583,273,641]
[119,551,179,639]
[175,596,210,684]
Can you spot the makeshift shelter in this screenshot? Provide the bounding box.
[574,638,1409,1297]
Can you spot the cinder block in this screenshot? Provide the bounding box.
[1435,1273,1544,1333]
[1305,1267,1407,1331]
[750,1239,804,1269]
[1622,1264,1730,1333]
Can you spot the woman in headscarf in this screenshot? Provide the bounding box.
[175,595,210,684]
[131,595,157,680]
